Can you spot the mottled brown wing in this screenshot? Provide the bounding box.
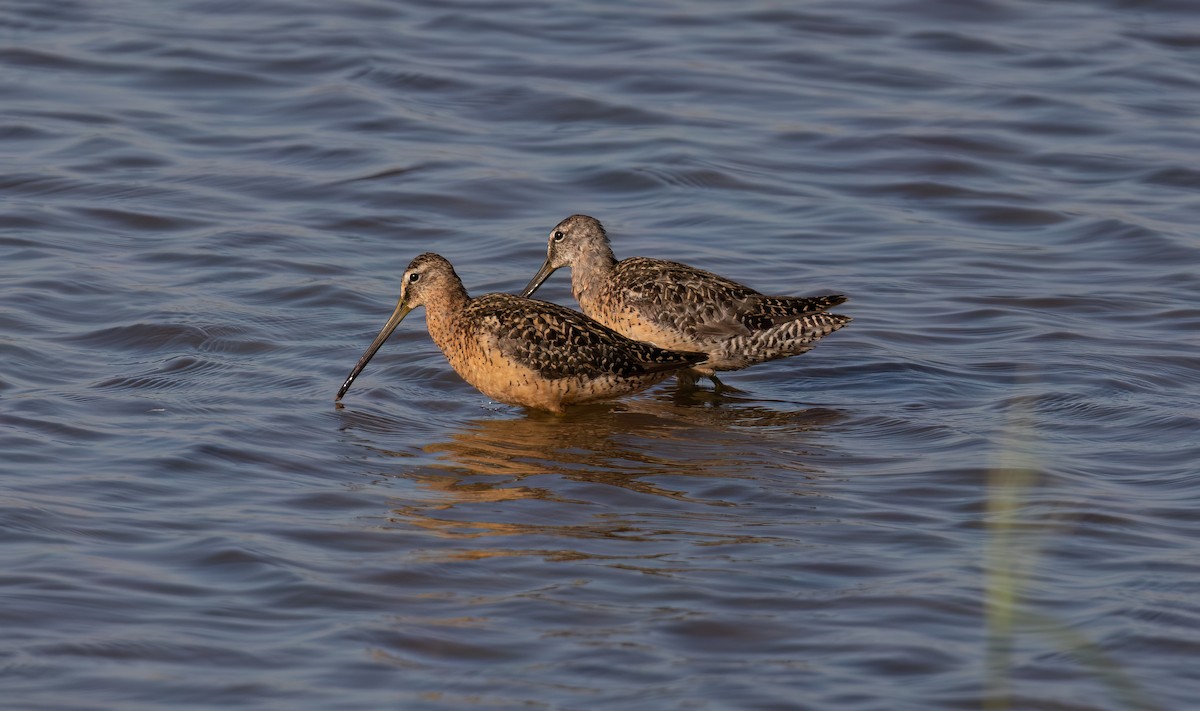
[474,294,704,380]
[616,258,757,340]
[615,257,846,340]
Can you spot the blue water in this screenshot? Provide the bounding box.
[3,1,1198,709]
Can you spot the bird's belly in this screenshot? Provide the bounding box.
[582,303,700,353]
[444,347,556,410]
[443,340,674,413]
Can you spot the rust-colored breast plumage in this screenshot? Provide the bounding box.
[427,292,705,412]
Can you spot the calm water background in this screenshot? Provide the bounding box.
[3,1,1198,709]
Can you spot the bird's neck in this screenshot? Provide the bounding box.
[423,284,470,350]
[570,245,617,309]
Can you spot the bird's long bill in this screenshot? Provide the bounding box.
[519,258,559,299]
[335,299,414,401]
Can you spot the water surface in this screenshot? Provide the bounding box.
[3,1,1199,709]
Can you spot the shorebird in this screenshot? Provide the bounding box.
[520,214,850,389]
[336,253,706,413]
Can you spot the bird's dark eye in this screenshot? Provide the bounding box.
[408,272,420,283]
[553,230,565,242]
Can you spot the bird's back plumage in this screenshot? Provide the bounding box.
[578,256,850,372]
[466,293,705,380]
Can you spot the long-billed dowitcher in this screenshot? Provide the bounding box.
[521,215,850,388]
[336,253,706,413]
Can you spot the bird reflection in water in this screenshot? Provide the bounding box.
[342,395,844,557]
